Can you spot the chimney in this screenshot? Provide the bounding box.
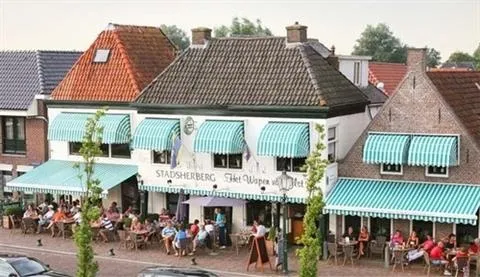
[191,27,212,46]
[286,22,307,44]
[407,48,427,72]
[326,45,339,70]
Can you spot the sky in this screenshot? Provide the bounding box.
[0,0,479,61]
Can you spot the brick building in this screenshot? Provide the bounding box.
[0,51,81,199]
[326,48,480,245]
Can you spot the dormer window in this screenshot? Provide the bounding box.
[93,49,110,63]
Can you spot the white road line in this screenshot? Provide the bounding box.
[0,243,276,277]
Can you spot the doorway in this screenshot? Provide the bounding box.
[204,206,233,245]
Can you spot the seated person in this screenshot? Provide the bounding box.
[123,206,135,219]
[342,226,356,241]
[23,204,38,219]
[70,200,80,215]
[106,202,121,223]
[173,225,188,256]
[429,241,451,276]
[190,219,200,238]
[99,214,115,243]
[407,231,419,248]
[71,208,82,233]
[130,217,144,232]
[358,226,370,257]
[37,205,54,233]
[161,221,177,255]
[469,238,480,255]
[390,230,404,248]
[452,246,469,275]
[407,234,435,262]
[444,233,457,249]
[46,207,67,236]
[191,224,210,254]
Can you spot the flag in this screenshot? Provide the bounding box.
[243,139,251,161]
[171,136,182,169]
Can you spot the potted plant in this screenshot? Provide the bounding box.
[266,227,277,256]
[3,206,23,229]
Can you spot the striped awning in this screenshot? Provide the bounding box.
[363,134,411,164]
[194,121,244,154]
[48,113,131,144]
[324,178,480,225]
[408,136,458,167]
[6,160,137,197]
[139,184,305,204]
[257,122,310,158]
[131,119,180,151]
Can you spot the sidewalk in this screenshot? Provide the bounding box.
[0,228,427,276]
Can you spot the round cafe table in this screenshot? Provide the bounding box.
[338,241,358,266]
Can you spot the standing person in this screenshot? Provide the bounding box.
[215,208,226,249]
[190,219,200,238]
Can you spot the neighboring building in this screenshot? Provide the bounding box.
[7,24,177,210]
[435,61,476,71]
[327,48,480,245]
[132,23,370,235]
[368,61,408,96]
[0,50,81,199]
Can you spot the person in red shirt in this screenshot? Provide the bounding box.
[469,238,480,254]
[430,241,451,275]
[407,234,435,262]
[190,219,200,238]
[46,207,67,237]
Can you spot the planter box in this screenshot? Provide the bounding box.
[3,216,11,229]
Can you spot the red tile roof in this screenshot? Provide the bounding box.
[52,24,177,102]
[368,62,408,96]
[427,71,480,146]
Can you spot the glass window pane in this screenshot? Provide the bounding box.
[427,166,447,175]
[276,157,291,172]
[328,127,336,141]
[328,143,336,162]
[100,144,109,157]
[16,117,25,140]
[228,154,242,169]
[370,217,391,240]
[213,154,227,168]
[93,49,110,63]
[3,118,14,139]
[344,215,361,235]
[382,164,402,173]
[292,157,306,172]
[246,200,272,227]
[110,143,131,158]
[69,142,82,155]
[153,151,171,164]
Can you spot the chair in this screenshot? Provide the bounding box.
[343,245,355,266]
[117,230,131,249]
[327,242,343,265]
[130,231,146,251]
[391,249,406,272]
[9,215,21,233]
[454,256,469,277]
[21,218,37,235]
[423,251,443,277]
[368,236,386,258]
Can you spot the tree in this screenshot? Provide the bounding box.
[447,51,475,63]
[160,24,190,51]
[74,110,105,277]
[474,44,480,69]
[426,48,441,68]
[214,17,273,38]
[297,124,328,277]
[352,23,405,63]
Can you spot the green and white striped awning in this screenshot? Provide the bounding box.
[257,122,310,158]
[139,184,305,204]
[408,136,458,167]
[324,178,480,225]
[48,113,131,144]
[6,160,137,197]
[363,133,411,164]
[131,119,180,151]
[194,121,244,154]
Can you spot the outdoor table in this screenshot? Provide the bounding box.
[338,241,358,266]
[230,232,250,256]
[391,247,413,269]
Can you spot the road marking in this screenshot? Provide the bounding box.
[0,243,275,277]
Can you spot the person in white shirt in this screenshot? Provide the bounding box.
[204,220,215,233]
[37,205,54,233]
[253,220,267,238]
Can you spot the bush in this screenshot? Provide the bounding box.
[4,206,23,217]
[268,226,277,241]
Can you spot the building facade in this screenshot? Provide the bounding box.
[327,48,480,245]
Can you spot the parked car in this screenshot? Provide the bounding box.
[138,266,219,277]
[0,254,70,277]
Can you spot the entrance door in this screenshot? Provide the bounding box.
[121,176,139,213]
[204,207,233,245]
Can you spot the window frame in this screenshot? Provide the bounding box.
[2,116,26,155]
[353,61,361,85]
[380,163,403,175]
[213,153,243,169]
[68,142,130,159]
[152,150,172,165]
[276,157,306,173]
[69,142,83,155]
[425,166,449,178]
[327,126,338,163]
[110,143,131,158]
[246,200,272,227]
[93,49,110,63]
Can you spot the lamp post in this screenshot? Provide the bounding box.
[275,170,295,274]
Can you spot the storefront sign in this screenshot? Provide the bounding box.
[183,116,195,135]
[155,169,304,188]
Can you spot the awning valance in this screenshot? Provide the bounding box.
[131,119,180,151]
[324,178,480,225]
[363,133,410,164]
[6,160,137,197]
[139,184,305,204]
[407,136,458,167]
[193,121,244,154]
[48,113,131,144]
[257,122,310,158]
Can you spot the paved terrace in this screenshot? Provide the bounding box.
[0,228,444,276]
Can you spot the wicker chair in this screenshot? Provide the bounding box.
[369,236,386,258]
[342,245,355,266]
[453,256,469,277]
[327,242,343,265]
[21,218,37,235]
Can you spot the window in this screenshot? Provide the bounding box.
[110,144,131,158]
[276,157,306,172]
[69,142,82,155]
[246,201,272,227]
[2,117,26,154]
[370,217,391,240]
[166,193,178,216]
[153,150,171,164]
[380,163,403,175]
[328,127,337,162]
[353,61,361,85]
[17,171,25,177]
[99,144,109,157]
[93,49,110,63]
[412,220,433,243]
[426,166,448,177]
[213,154,242,169]
[456,223,478,245]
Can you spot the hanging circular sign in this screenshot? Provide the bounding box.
[184,116,195,135]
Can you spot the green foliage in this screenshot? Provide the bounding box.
[297,124,328,277]
[122,217,132,228]
[474,44,480,69]
[214,17,273,38]
[4,206,23,216]
[74,109,105,277]
[352,23,441,67]
[268,226,277,241]
[160,24,190,51]
[447,51,475,63]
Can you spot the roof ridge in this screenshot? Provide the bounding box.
[370,61,407,66]
[35,50,46,94]
[111,29,141,94]
[213,36,285,40]
[109,23,163,30]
